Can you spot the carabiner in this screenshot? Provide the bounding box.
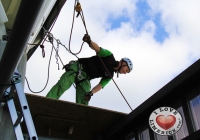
[77,70,83,80]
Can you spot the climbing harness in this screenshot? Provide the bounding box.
[77,63,84,80]
[73,2,133,110]
[26,0,133,111]
[64,61,84,81]
[62,61,86,84]
[72,0,132,110]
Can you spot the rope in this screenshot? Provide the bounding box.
[26,27,81,93]
[25,40,54,93]
[73,0,133,111]
[27,0,66,59]
[25,0,67,93]
[68,1,85,55]
[26,31,79,93]
[26,0,133,111]
[97,55,133,110]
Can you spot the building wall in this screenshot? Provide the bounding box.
[0,108,16,140]
[106,59,200,140]
[123,64,200,140]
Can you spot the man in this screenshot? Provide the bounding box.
[46,34,133,105]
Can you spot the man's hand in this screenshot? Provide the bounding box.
[82,34,91,44]
[83,34,100,53]
[85,91,93,101]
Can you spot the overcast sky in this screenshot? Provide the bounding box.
[25,0,200,113]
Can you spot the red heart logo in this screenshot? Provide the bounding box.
[156,115,176,130]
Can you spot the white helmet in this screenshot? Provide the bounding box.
[122,58,133,72]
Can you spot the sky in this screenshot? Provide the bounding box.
[25,0,200,114]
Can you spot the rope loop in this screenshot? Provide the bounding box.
[69,0,133,111]
[26,0,132,111]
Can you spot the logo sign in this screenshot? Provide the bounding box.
[149,107,183,136]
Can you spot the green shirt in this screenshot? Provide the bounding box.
[98,48,113,88]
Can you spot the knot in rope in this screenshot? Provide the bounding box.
[75,2,81,17]
[56,39,61,44]
[48,33,54,43]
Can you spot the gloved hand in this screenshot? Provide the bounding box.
[85,91,93,101]
[82,34,91,44]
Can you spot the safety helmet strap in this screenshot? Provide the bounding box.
[116,60,127,78]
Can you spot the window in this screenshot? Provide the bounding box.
[189,94,200,131]
[154,133,168,140]
[173,106,189,140]
[23,134,69,140]
[138,127,150,140]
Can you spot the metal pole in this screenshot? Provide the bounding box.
[0,0,45,99]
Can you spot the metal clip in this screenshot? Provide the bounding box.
[77,70,83,80]
[77,63,83,80]
[12,72,21,84]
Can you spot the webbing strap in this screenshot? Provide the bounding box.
[66,69,77,76]
[66,68,88,85]
[75,78,87,85]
